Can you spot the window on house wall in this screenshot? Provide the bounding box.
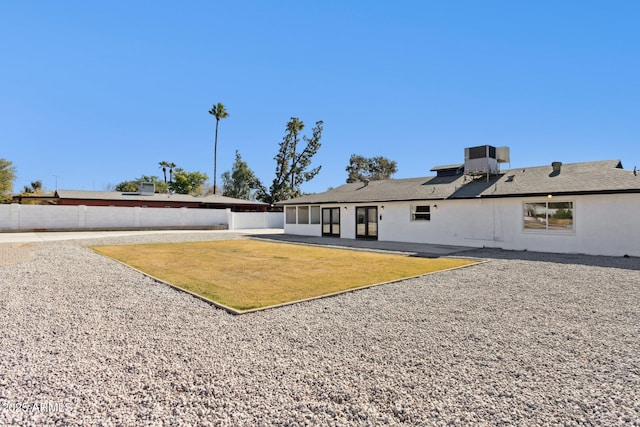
[298,206,310,224]
[411,205,431,221]
[310,206,321,224]
[285,207,297,224]
[523,201,574,231]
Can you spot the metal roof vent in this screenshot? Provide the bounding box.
[552,162,562,173]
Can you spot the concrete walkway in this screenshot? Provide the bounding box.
[253,233,474,257]
[0,228,284,244]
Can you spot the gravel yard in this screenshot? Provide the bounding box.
[0,232,638,426]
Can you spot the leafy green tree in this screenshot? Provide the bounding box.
[115,175,168,193]
[552,208,573,219]
[169,168,209,196]
[286,117,304,189]
[257,117,323,204]
[208,102,229,194]
[221,150,263,200]
[0,159,16,203]
[346,154,397,183]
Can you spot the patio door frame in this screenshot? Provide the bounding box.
[356,206,378,240]
[322,207,341,237]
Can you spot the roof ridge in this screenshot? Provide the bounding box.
[502,159,622,172]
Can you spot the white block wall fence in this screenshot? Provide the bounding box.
[0,204,283,231]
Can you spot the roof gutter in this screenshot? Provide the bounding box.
[478,188,640,199]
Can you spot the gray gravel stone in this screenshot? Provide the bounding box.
[0,233,638,425]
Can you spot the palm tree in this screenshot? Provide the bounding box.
[208,103,229,194]
[159,161,170,185]
[159,161,177,193]
[168,162,176,183]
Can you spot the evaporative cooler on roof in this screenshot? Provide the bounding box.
[463,145,510,178]
[464,145,499,176]
[138,182,155,196]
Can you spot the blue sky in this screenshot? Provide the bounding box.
[2,1,639,194]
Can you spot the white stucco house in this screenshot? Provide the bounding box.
[277,146,640,257]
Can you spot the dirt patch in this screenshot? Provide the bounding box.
[0,244,36,266]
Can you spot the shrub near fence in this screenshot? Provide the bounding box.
[0,204,283,231]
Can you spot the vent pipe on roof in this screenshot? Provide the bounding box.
[552,162,562,173]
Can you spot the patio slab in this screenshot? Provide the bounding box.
[252,234,474,257]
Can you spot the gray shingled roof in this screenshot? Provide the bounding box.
[278,160,640,205]
[55,190,267,206]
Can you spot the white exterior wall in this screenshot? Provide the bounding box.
[571,194,639,257]
[379,199,499,247]
[283,205,354,237]
[379,195,640,257]
[283,193,640,257]
[340,205,357,239]
[282,205,326,236]
[284,223,321,236]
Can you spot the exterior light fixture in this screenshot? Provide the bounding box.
[547,194,553,199]
[343,206,347,211]
[380,205,384,211]
[433,204,438,210]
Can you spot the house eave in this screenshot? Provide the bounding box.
[277,196,450,206]
[278,188,640,206]
[478,188,640,199]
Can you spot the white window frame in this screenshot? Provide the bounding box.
[411,204,431,221]
[285,206,297,224]
[297,206,310,224]
[286,205,321,225]
[523,200,575,233]
[310,206,321,224]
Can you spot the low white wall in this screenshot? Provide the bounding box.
[1,204,83,230]
[0,204,282,231]
[230,212,283,229]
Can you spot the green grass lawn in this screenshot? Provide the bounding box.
[92,239,480,313]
